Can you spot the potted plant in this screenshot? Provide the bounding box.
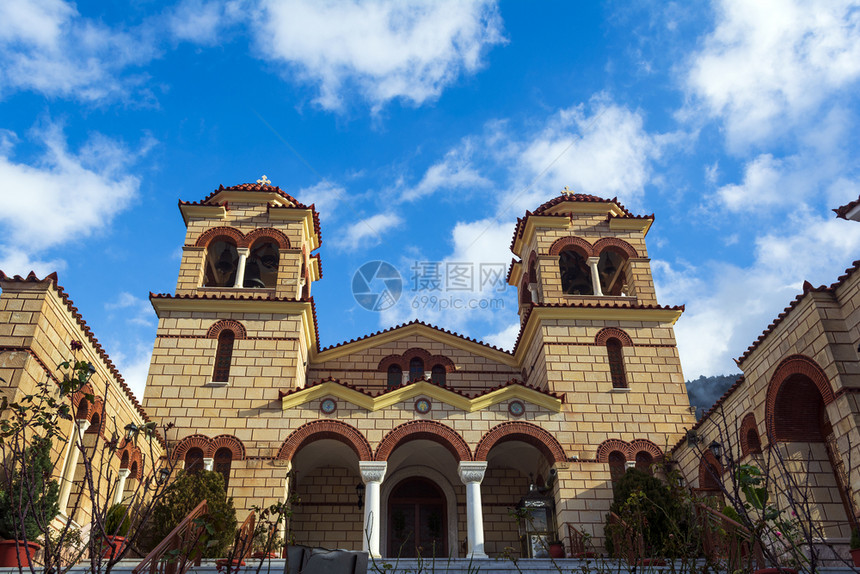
[0,436,60,567]
[850,528,860,567]
[547,539,565,559]
[102,503,131,559]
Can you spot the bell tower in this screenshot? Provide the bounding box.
[142,180,322,472]
[507,189,695,461]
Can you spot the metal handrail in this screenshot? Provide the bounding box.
[133,500,209,574]
[695,502,765,571]
[563,522,589,557]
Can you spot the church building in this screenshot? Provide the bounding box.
[138,182,697,558]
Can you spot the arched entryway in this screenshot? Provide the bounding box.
[387,477,447,558]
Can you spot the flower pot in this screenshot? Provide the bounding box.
[753,569,798,574]
[851,547,860,567]
[548,542,565,559]
[0,540,41,567]
[102,535,127,559]
[251,551,279,559]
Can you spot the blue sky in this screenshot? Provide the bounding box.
[2,0,860,401]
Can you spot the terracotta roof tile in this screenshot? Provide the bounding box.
[319,318,512,356]
[669,374,746,454]
[0,271,164,447]
[834,195,860,219]
[736,260,860,365]
[509,193,638,253]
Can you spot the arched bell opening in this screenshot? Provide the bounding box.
[244,239,279,288]
[203,239,239,287]
[559,248,593,295]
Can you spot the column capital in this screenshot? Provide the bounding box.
[203,457,214,471]
[76,419,91,433]
[458,461,488,484]
[117,468,131,479]
[586,256,601,266]
[359,461,387,483]
[236,247,251,256]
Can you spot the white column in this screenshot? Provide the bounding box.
[58,419,90,512]
[234,248,250,288]
[203,457,214,471]
[528,282,540,304]
[279,464,293,551]
[458,461,488,559]
[359,461,387,558]
[114,468,131,505]
[586,256,603,296]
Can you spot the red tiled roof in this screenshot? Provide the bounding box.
[268,203,323,248]
[834,195,860,219]
[509,193,638,253]
[736,260,860,365]
[279,375,563,402]
[319,318,513,355]
[0,271,164,447]
[669,374,746,454]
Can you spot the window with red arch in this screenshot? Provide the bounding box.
[606,338,627,388]
[597,249,628,296]
[387,365,402,389]
[431,364,446,386]
[185,447,204,475]
[214,447,233,489]
[635,451,653,475]
[213,330,235,382]
[608,450,626,483]
[559,248,593,295]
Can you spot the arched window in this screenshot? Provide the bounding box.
[76,398,89,421]
[245,240,279,288]
[608,451,626,483]
[87,412,100,434]
[387,365,402,389]
[120,451,130,470]
[203,240,239,287]
[606,338,627,388]
[597,250,628,296]
[214,447,233,490]
[213,330,235,382]
[409,358,424,382]
[559,249,593,295]
[431,365,446,386]
[746,428,762,454]
[635,451,653,475]
[185,447,204,475]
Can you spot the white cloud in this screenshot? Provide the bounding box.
[109,340,155,401]
[105,292,156,327]
[655,213,860,379]
[251,0,506,111]
[401,140,491,201]
[296,180,347,218]
[168,0,244,45]
[501,98,663,217]
[0,123,146,263]
[0,0,158,102]
[685,0,860,147]
[332,212,404,251]
[483,321,519,351]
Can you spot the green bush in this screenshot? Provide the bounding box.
[851,528,860,550]
[145,470,237,558]
[604,468,689,557]
[105,503,131,537]
[0,436,60,541]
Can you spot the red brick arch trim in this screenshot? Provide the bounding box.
[765,354,835,441]
[117,445,143,480]
[376,421,472,462]
[739,413,762,457]
[629,439,663,461]
[527,252,538,276]
[596,439,631,462]
[206,320,247,339]
[173,434,212,461]
[278,420,373,461]
[195,226,245,248]
[210,434,246,460]
[548,236,594,257]
[84,398,105,434]
[377,351,456,373]
[520,276,532,305]
[593,237,638,258]
[475,422,567,464]
[72,383,95,420]
[245,228,290,249]
[594,327,633,347]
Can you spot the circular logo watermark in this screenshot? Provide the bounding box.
[352,261,402,311]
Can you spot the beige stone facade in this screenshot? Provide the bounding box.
[134,185,697,558]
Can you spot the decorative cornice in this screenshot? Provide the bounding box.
[279,378,563,413]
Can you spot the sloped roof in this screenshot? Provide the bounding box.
[0,271,164,446]
[834,195,860,219]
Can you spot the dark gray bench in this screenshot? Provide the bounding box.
[283,545,368,574]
